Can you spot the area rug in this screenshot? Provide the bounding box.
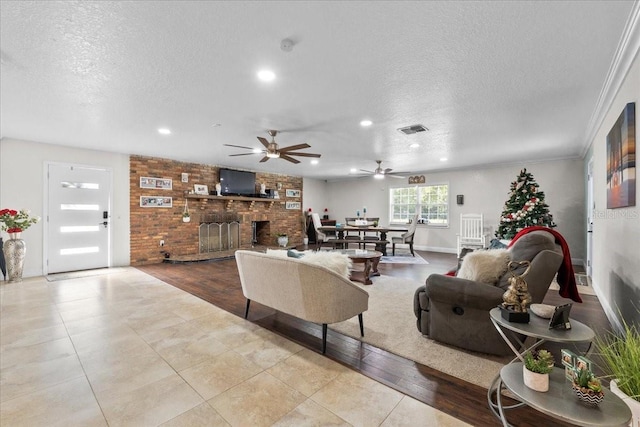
[379,252,428,265]
[329,275,508,388]
[550,273,597,297]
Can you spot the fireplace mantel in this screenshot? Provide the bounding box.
[185,194,278,210]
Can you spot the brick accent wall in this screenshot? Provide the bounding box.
[130,155,304,265]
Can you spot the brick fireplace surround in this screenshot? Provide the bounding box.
[130,155,304,265]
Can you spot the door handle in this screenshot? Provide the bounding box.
[100,221,108,228]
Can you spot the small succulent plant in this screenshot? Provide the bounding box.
[523,349,554,374]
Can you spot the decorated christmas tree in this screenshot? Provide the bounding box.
[495,168,556,239]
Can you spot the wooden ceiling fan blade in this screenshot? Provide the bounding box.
[229,153,260,157]
[224,144,256,150]
[383,168,393,174]
[388,174,406,179]
[280,154,301,164]
[259,156,270,163]
[360,169,374,174]
[257,137,270,148]
[286,152,321,158]
[279,143,311,152]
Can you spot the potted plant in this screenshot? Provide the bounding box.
[523,349,554,392]
[276,233,289,247]
[595,315,640,424]
[572,367,604,406]
[182,211,191,223]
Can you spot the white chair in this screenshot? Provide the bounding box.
[312,213,335,250]
[392,214,419,256]
[456,213,487,256]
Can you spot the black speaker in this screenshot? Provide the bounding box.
[456,195,464,205]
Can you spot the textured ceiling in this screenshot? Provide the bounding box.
[0,1,635,180]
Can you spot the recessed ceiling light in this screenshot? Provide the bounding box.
[257,70,276,82]
[252,148,262,153]
[158,128,171,135]
[410,143,420,148]
[311,159,319,165]
[350,168,357,173]
[360,120,372,127]
[440,157,448,162]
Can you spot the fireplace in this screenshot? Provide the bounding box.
[199,213,241,252]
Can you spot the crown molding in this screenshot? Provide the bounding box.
[582,0,640,157]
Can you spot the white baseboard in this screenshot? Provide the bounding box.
[413,245,457,254]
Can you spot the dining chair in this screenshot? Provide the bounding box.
[391,214,419,256]
[312,213,335,250]
[344,217,362,248]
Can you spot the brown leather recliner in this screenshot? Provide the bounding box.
[413,230,564,356]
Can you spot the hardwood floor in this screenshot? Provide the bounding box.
[138,250,611,427]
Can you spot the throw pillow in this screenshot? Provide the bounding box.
[287,249,305,258]
[457,249,511,284]
[299,251,352,279]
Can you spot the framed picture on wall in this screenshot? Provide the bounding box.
[140,196,173,207]
[286,189,301,198]
[140,177,172,190]
[285,201,301,210]
[606,102,636,208]
[194,184,209,195]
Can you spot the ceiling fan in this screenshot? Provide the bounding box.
[224,130,321,164]
[360,160,405,179]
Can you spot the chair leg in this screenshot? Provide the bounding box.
[409,242,414,256]
[244,299,251,319]
[358,313,364,337]
[392,243,396,256]
[322,324,328,354]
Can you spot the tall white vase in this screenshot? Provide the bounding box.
[4,233,26,282]
[611,380,640,427]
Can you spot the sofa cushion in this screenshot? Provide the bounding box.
[498,231,557,289]
[457,249,510,285]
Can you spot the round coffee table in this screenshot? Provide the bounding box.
[333,249,382,285]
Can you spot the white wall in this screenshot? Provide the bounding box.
[587,48,640,328]
[302,177,329,214]
[0,139,131,277]
[325,159,585,257]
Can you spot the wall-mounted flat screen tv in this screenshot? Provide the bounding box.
[219,168,256,196]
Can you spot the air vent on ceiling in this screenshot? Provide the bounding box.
[397,124,429,135]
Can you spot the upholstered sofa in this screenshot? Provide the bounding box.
[235,250,369,353]
[413,230,564,356]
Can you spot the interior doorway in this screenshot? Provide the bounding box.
[587,158,594,277]
[46,163,112,274]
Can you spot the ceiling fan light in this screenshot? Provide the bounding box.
[374,173,385,179]
[266,152,280,159]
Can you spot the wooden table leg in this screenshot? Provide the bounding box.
[370,256,381,277]
[362,259,372,285]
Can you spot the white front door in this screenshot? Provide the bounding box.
[47,163,111,274]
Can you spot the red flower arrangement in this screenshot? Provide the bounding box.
[0,208,41,233]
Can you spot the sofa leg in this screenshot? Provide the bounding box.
[358,313,364,337]
[244,299,251,319]
[322,324,328,354]
[392,243,396,256]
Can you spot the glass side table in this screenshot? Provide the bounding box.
[487,307,631,426]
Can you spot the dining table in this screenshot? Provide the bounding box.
[317,224,409,256]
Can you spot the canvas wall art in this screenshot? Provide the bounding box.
[607,102,636,209]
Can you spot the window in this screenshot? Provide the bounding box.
[390,184,449,226]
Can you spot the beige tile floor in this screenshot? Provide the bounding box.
[0,267,470,427]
